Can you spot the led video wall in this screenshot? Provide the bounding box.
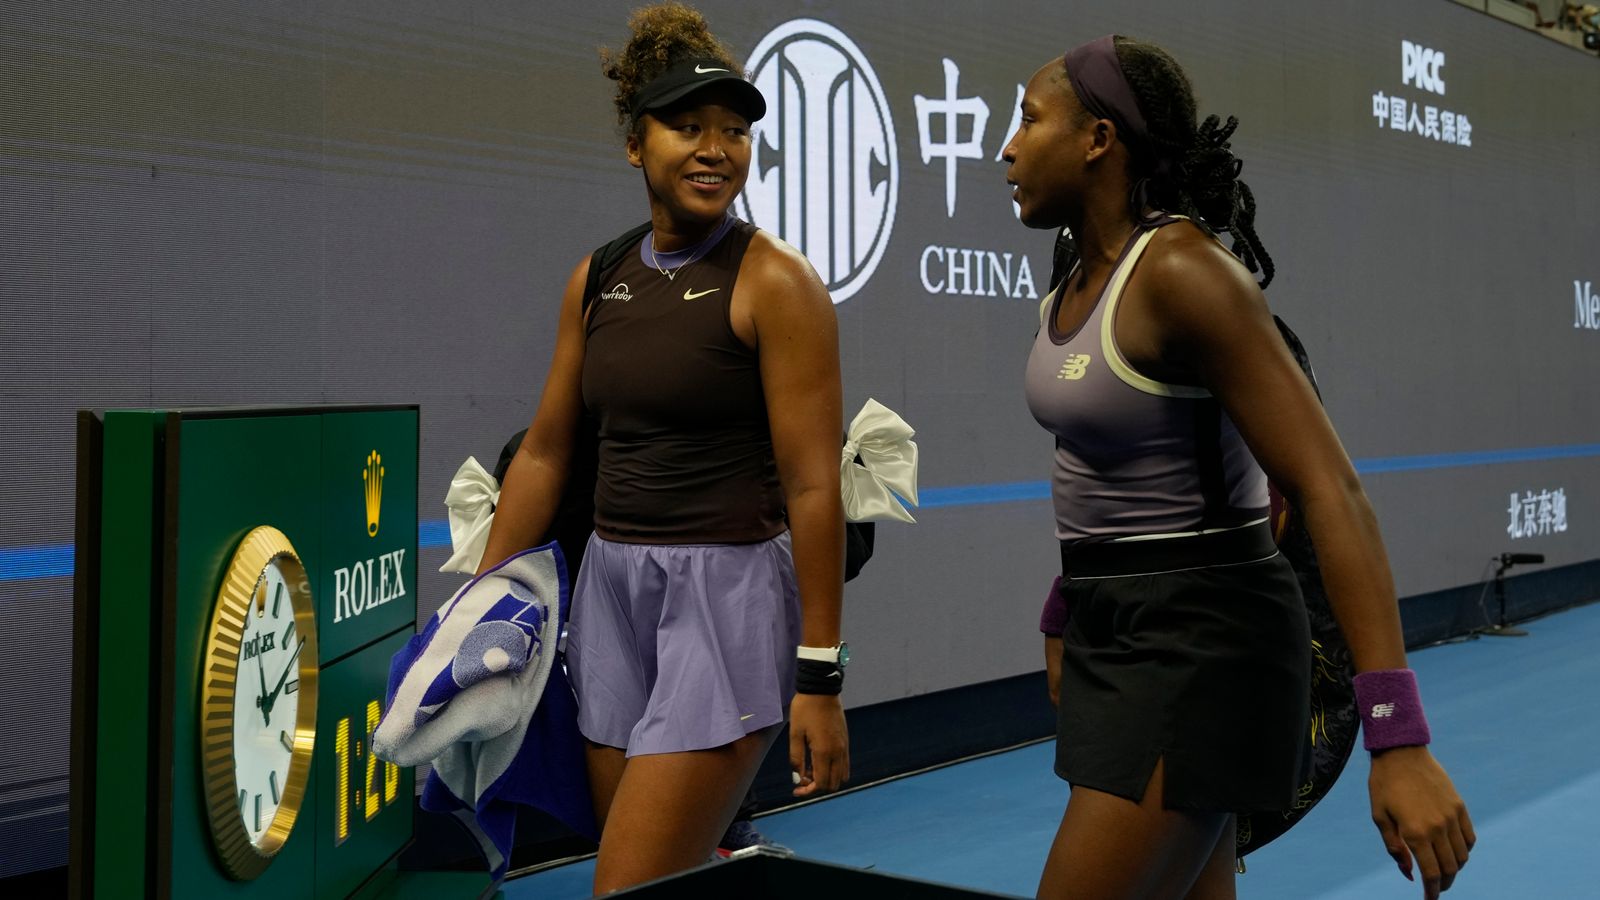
[2,0,1595,876]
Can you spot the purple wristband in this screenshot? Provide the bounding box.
[1353,668,1432,751]
[1039,576,1068,636]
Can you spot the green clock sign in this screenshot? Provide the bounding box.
[70,406,483,899]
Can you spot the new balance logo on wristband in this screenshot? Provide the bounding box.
[1354,669,1431,750]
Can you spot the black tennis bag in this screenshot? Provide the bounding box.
[1046,228,1357,859]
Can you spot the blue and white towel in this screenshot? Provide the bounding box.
[372,544,597,881]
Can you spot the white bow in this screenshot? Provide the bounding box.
[841,399,919,523]
[441,403,917,572]
[439,456,500,575]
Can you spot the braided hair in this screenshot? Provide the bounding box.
[1109,36,1275,288]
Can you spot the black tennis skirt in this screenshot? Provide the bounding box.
[1054,522,1312,813]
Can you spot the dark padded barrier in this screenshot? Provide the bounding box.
[1400,559,1600,647]
[610,851,1022,899]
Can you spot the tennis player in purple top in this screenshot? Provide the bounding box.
[1004,35,1474,900]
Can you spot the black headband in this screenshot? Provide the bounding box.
[1062,36,1149,152]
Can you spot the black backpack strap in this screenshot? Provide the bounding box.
[582,221,653,319]
[1046,225,1078,295]
[1037,225,1080,330]
[556,222,651,574]
[1272,315,1322,402]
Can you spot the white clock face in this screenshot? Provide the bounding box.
[231,557,305,847]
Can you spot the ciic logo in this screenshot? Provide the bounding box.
[1057,354,1091,381]
[737,19,898,304]
[363,450,383,537]
[600,283,633,302]
[1401,40,1445,96]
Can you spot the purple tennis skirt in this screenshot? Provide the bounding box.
[566,531,800,757]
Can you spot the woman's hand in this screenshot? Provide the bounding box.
[1368,746,1475,899]
[1044,635,1063,708]
[789,692,849,797]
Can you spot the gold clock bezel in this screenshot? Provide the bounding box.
[199,525,320,881]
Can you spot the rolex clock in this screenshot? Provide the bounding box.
[198,525,320,880]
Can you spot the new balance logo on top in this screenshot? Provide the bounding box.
[1057,354,1091,380]
[1371,703,1397,718]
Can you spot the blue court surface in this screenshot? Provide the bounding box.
[505,601,1600,899]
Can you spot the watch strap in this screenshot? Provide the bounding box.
[797,644,841,663]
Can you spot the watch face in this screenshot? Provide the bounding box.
[233,557,305,846]
[838,642,850,668]
[200,526,318,881]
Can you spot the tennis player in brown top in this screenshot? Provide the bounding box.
[475,4,848,893]
[1006,35,1473,900]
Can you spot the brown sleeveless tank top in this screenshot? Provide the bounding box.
[581,217,786,544]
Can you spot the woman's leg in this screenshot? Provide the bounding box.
[1037,758,1232,900]
[584,741,629,833]
[592,724,781,895]
[1182,814,1239,900]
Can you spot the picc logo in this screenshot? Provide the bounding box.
[1401,40,1445,96]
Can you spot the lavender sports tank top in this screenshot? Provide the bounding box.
[1024,216,1268,544]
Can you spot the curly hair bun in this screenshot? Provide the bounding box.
[600,3,742,129]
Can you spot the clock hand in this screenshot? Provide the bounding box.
[255,627,271,727]
[264,637,305,715]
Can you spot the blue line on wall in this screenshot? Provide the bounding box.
[0,545,75,581]
[5,441,1598,583]
[918,480,1049,509]
[1353,443,1600,474]
[418,519,452,548]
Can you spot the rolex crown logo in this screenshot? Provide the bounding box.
[363,450,384,537]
